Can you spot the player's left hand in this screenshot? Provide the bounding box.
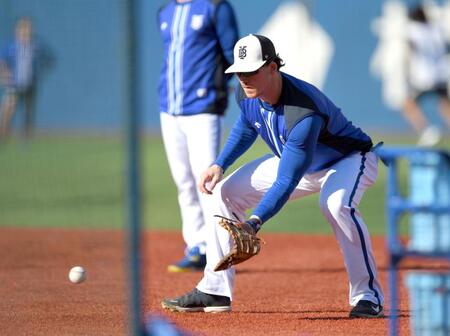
[214,215,263,271]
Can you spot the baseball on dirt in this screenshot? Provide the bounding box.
[69,266,87,284]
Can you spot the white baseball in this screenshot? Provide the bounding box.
[69,266,87,284]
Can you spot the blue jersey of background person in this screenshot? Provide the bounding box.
[157,0,238,116]
[1,38,41,90]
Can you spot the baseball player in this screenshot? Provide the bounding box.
[402,4,450,146]
[0,17,51,141]
[157,0,238,272]
[161,34,384,318]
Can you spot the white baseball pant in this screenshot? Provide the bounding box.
[197,151,384,306]
[160,112,222,253]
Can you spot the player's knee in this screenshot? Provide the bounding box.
[207,181,225,204]
[217,179,237,201]
[319,193,348,220]
[215,180,245,211]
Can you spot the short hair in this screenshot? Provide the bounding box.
[272,55,285,70]
[265,55,284,71]
[409,5,427,23]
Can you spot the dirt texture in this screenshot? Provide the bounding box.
[1,227,444,336]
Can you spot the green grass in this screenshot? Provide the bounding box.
[0,136,125,228]
[0,133,448,234]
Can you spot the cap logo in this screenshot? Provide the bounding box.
[238,46,247,59]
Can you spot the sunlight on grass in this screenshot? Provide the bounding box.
[0,133,448,236]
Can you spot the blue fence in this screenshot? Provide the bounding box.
[379,147,450,336]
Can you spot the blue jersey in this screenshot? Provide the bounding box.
[215,72,373,222]
[158,0,238,116]
[217,72,372,172]
[1,39,39,89]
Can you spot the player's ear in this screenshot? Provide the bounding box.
[268,61,277,73]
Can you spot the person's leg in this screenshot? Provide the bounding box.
[0,90,18,140]
[23,88,36,140]
[162,156,276,311]
[160,113,204,254]
[162,154,319,311]
[317,152,384,310]
[181,113,222,251]
[438,96,450,129]
[402,97,428,133]
[196,154,276,299]
[196,154,316,299]
[403,95,442,146]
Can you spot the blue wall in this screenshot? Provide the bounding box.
[145,0,397,131]
[1,0,129,130]
[0,0,443,132]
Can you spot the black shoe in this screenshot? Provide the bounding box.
[349,300,384,318]
[161,288,231,313]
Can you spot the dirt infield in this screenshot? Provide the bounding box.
[1,227,438,335]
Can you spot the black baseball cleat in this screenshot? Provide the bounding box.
[349,300,384,318]
[161,288,231,313]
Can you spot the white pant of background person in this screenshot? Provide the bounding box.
[160,112,222,254]
[197,151,384,306]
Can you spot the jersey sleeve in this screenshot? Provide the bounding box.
[251,114,324,222]
[214,113,258,171]
[214,1,239,80]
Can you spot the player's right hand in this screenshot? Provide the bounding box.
[199,164,223,195]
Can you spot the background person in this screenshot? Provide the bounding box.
[0,17,52,141]
[157,0,239,272]
[162,34,384,318]
[402,4,450,146]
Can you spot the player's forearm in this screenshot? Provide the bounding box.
[252,147,311,222]
[252,115,323,223]
[214,116,257,172]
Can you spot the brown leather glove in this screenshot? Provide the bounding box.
[214,215,263,272]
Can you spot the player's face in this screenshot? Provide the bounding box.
[237,62,276,99]
[16,19,32,42]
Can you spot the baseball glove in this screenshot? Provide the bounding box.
[214,215,263,272]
